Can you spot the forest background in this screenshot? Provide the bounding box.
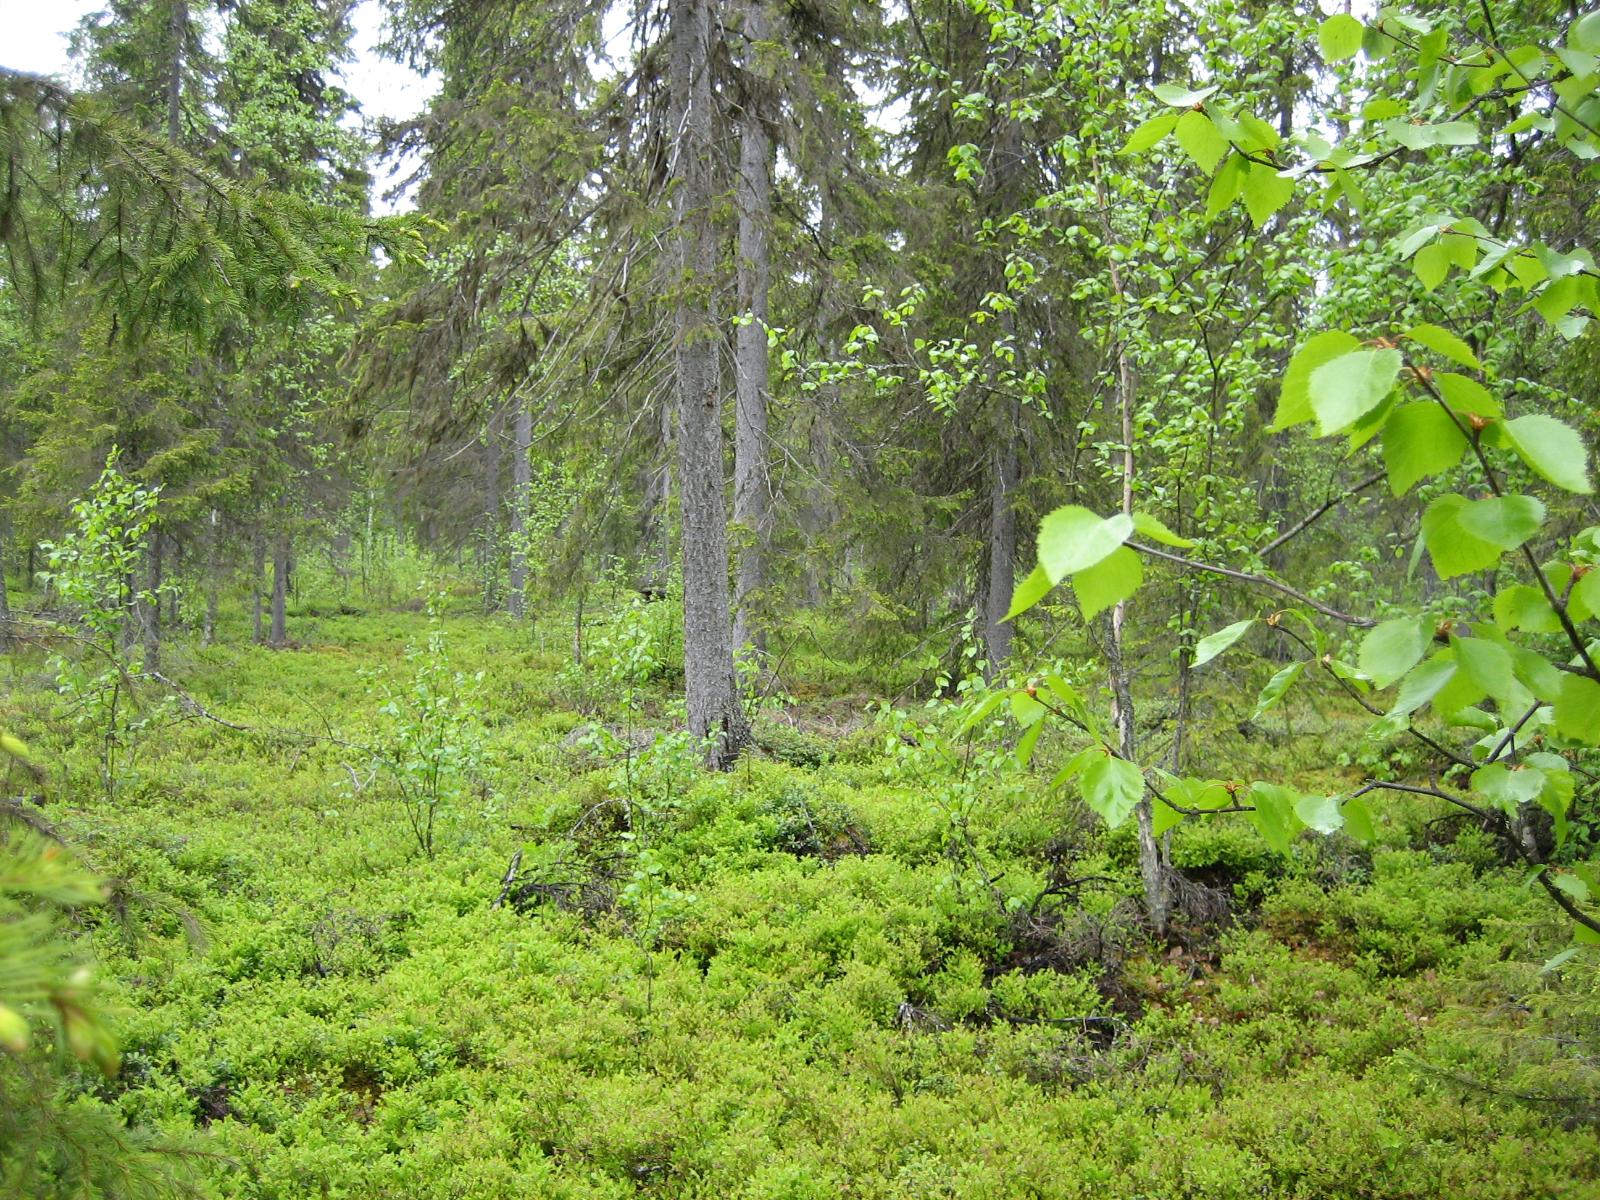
[2,0,1600,1196]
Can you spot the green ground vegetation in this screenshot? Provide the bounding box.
[3,574,1597,1199]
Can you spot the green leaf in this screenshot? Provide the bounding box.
[1123,111,1179,154]
[1252,661,1306,721]
[1413,241,1453,290]
[1359,617,1432,688]
[1422,494,1544,579]
[1241,162,1296,227]
[1193,619,1255,667]
[1152,794,1186,836]
[1398,222,1446,259]
[1510,644,1567,703]
[1152,82,1221,108]
[1474,763,1546,812]
[1005,564,1054,621]
[1015,719,1044,767]
[1404,323,1480,368]
[1318,13,1365,62]
[1494,584,1564,634]
[1131,512,1194,548]
[1363,24,1397,59]
[1451,635,1517,704]
[1037,506,1133,583]
[957,691,1006,735]
[1175,110,1228,173]
[1436,372,1501,418]
[1543,946,1581,974]
[1504,414,1593,494]
[1081,754,1145,829]
[1342,795,1377,844]
[1041,674,1090,725]
[1050,746,1099,790]
[1205,153,1247,218]
[1572,9,1600,51]
[1248,783,1303,855]
[1010,690,1047,728]
[1534,761,1575,847]
[1554,675,1600,745]
[1448,706,1497,731]
[0,733,32,763]
[1457,494,1546,549]
[1073,546,1142,620]
[1382,403,1467,494]
[1295,792,1345,835]
[1275,331,1361,430]
[1387,119,1480,149]
[1432,658,1488,717]
[1237,113,1282,153]
[1167,777,1234,812]
[1576,570,1600,622]
[1390,655,1456,717]
[1309,348,1404,435]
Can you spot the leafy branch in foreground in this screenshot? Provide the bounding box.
[1001,4,1600,950]
[0,735,202,1198]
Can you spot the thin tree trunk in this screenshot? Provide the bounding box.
[482,410,503,613]
[1169,580,1196,773]
[573,587,584,666]
[1098,167,1171,937]
[166,537,180,627]
[801,206,842,608]
[982,398,1020,673]
[731,0,774,658]
[140,532,163,670]
[270,535,289,648]
[978,110,1023,676]
[670,0,750,768]
[508,398,533,618]
[166,0,186,146]
[0,520,12,652]
[251,528,265,645]
[201,510,220,647]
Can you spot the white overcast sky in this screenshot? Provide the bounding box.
[2,0,438,208]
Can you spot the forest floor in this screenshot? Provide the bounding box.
[4,590,1600,1199]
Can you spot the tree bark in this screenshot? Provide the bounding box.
[670,0,750,768]
[731,0,774,658]
[1097,168,1171,937]
[0,520,12,652]
[270,535,289,648]
[139,532,164,670]
[482,410,503,613]
[165,0,187,146]
[202,510,220,648]
[251,528,265,645]
[507,397,533,618]
[977,108,1024,676]
[982,398,1020,673]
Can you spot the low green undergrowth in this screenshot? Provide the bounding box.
[2,605,1598,1199]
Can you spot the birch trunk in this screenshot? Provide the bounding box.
[982,399,1020,673]
[508,398,533,618]
[270,535,289,648]
[1097,169,1171,937]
